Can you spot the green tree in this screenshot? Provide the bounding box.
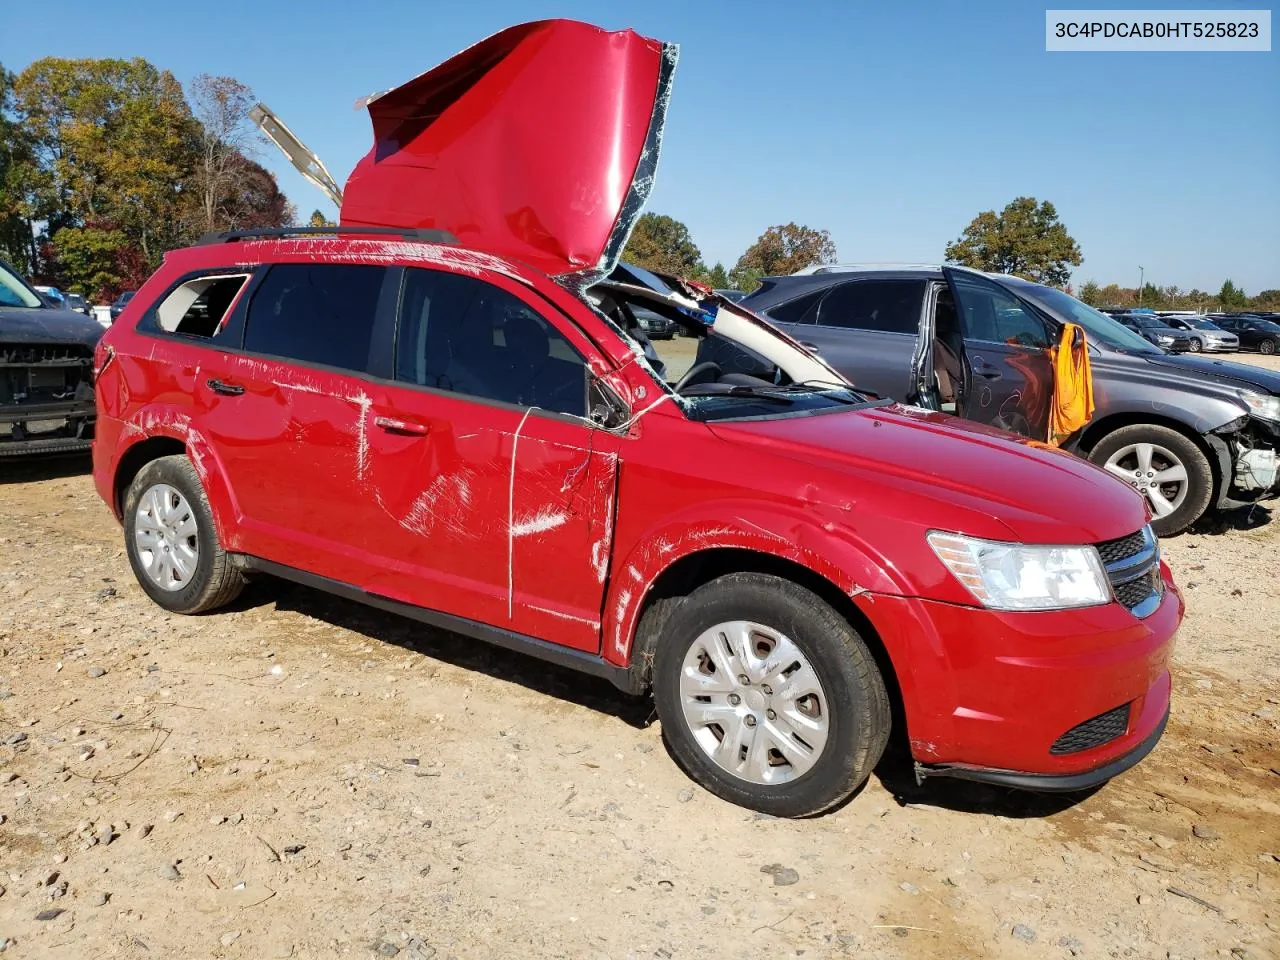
[1078,280,1101,306]
[621,212,704,277]
[944,196,1082,286]
[308,209,334,228]
[1252,289,1280,310]
[705,262,730,289]
[732,222,836,287]
[51,221,129,297]
[0,63,43,273]
[1139,282,1162,307]
[1218,279,1248,310]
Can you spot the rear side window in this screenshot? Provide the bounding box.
[768,290,824,325]
[814,279,924,333]
[152,274,249,338]
[395,267,588,416]
[244,264,388,373]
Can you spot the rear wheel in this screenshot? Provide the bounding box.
[1260,338,1276,356]
[653,573,890,817]
[123,455,244,613]
[1089,424,1214,536]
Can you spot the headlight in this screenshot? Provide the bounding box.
[1241,391,1280,423]
[927,532,1111,611]
[1157,335,1174,344]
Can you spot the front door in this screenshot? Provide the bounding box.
[943,268,1054,440]
[361,265,620,652]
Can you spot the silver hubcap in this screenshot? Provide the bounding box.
[1102,442,1188,519]
[679,621,829,785]
[134,483,198,591]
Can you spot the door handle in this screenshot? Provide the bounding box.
[374,416,428,436]
[972,363,1002,380]
[206,378,245,396]
[798,341,821,354]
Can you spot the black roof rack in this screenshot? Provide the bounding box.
[196,225,459,246]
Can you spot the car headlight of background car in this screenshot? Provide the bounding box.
[1241,391,1280,423]
[1156,335,1175,345]
[927,532,1112,611]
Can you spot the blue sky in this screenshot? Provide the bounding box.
[3,0,1277,292]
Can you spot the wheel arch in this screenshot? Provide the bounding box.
[1073,411,1224,496]
[618,545,911,747]
[113,436,187,516]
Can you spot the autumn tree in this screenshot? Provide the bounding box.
[216,154,289,230]
[944,197,1082,287]
[189,73,260,232]
[732,223,836,289]
[621,212,704,277]
[14,57,199,264]
[1078,280,1101,306]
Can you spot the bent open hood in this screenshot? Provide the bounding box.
[340,19,677,277]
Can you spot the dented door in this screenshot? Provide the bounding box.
[360,266,621,652]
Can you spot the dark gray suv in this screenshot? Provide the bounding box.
[694,264,1280,536]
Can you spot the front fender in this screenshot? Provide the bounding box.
[602,500,909,667]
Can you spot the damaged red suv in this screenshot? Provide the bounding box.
[91,19,1181,816]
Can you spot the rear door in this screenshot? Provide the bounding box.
[197,261,401,585]
[943,269,1053,440]
[771,278,927,400]
[361,265,621,652]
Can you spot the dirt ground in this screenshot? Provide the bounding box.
[1,354,1278,960]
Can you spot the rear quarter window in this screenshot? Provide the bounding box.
[137,273,251,340]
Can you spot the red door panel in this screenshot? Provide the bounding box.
[363,391,620,652]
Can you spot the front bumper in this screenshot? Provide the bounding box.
[863,562,1181,785]
[0,399,96,456]
[1203,339,1239,352]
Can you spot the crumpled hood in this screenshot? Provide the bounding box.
[341,19,677,277]
[0,306,105,348]
[1140,353,1280,395]
[710,403,1150,544]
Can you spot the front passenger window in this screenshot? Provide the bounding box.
[950,274,1050,348]
[395,268,588,417]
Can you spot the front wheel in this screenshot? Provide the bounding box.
[1088,424,1214,536]
[1260,338,1276,356]
[652,573,890,817]
[1187,338,1203,353]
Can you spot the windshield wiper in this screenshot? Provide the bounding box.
[681,384,795,404]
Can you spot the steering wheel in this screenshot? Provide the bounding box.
[674,361,722,393]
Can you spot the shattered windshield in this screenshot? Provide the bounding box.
[584,278,880,422]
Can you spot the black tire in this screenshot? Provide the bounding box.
[652,573,890,817]
[1260,338,1276,356]
[1187,338,1202,353]
[123,454,244,614]
[1087,424,1214,537]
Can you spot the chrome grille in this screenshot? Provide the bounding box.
[1095,525,1161,618]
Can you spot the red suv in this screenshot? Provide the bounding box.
[90,19,1181,816]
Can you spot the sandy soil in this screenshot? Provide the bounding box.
[1,353,1277,959]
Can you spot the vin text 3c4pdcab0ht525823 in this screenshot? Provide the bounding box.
[91,19,1182,816]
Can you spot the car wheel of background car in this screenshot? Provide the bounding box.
[1187,338,1202,353]
[123,454,245,614]
[1089,425,1214,536]
[652,572,890,817]
[1260,339,1277,355]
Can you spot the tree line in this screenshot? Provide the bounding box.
[0,58,291,300]
[626,198,1276,312]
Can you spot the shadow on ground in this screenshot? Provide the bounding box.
[233,577,655,729]
[0,452,92,484]
[1190,502,1272,535]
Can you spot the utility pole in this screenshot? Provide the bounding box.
[1138,266,1145,306]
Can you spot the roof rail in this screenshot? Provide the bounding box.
[196,226,459,246]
